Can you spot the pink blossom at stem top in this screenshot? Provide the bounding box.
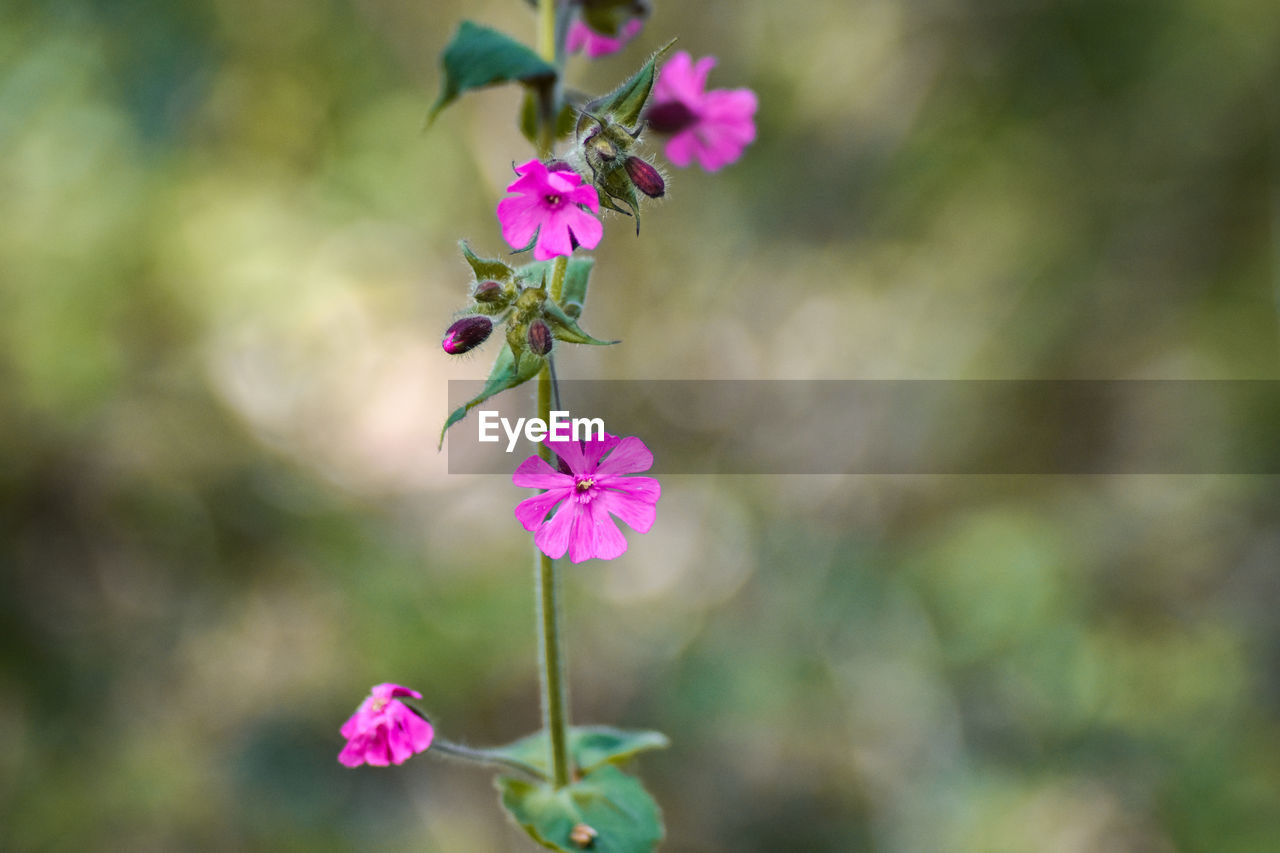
[338,683,434,767]
[566,18,644,58]
[646,51,758,172]
[513,433,661,564]
[497,159,603,261]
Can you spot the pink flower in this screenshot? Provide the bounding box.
[647,51,758,172]
[566,19,644,58]
[497,159,603,261]
[513,433,661,563]
[339,683,434,767]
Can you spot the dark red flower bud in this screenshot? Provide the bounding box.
[624,156,665,198]
[441,316,492,354]
[528,319,553,356]
[645,100,697,134]
[472,280,504,303]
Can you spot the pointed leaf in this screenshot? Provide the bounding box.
[490,726,670,777]
[584,39,676,130]
[543,298,617,346]
[428,21,558,124]
[461,241,515,283]
[498,765,664,853]
[596,166,642,231]
[439,343,544,447]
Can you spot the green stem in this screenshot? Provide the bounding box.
[535,362,572,789]
[535,0,558,158]
[430,739,548,782]
[532,0,573,792]
[549,254,568,303]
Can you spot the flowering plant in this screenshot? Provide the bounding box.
[341,2,755,850]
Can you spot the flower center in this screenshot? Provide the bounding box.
[544,193,561,206]
[371,697,388,713]
[574,476,597,502]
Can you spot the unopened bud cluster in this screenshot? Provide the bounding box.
[441,244,614,362]
[573,113,665,230]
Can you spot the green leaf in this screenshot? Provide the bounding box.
[461,241,516,283]
[490,726,670,777]
[439,343,544,447]
[584,39,676,130]
[428,21,558,124]
[498,765,664,853]
[596,164,643,231]
[543,298,617,346]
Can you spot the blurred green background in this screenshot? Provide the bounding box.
[3,0,1280,850]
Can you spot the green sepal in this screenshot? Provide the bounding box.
[461,241,516,283]
[596,165,642,230]
[489,726,670,777]
[543,298,617,346]
[439,342,544,447]
[557,256,594,319]
[428,21,558,125]
[516,257,595,319]
[582,39,676,131]
[520,92,581,146]
[498,765,664,853]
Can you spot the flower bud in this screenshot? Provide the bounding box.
[441,316,492,354]
[624,156,665,198]
[528,319,553,356]
[472,280,504,303]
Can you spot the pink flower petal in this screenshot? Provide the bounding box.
[497,195,542,250]
[663,131,699,168]
[567,19,643,58]
[515,489,570,532]
[595,435,654,477]
[512,455,570,489]
[597,487,657,534]
[601,474,660,506]
[568,498,628,563]
[534,501,576,559]
[338,685,432,768]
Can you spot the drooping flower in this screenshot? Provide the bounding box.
[566,18,644,58]
[339,683,434,767]
[646,51,758,172]
[497,159,603,261]
[513,433,660,563]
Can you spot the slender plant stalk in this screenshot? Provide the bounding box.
[430,739,548,782]
[533,0,573,791]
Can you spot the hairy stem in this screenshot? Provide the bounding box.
[533,0,573,792]
[535,359,572,789]
[430,739,548,782]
